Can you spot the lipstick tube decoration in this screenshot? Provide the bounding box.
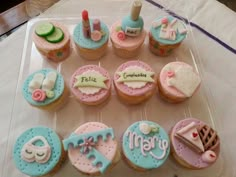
[82,10,91,38]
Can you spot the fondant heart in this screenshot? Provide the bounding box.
[210,153,216,158]
[192,132,198,138]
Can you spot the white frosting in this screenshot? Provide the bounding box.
[28,73,44,92]
[42,71,57,91]
[78,70,103,95]
[123,66,149,89]
[21,136,51,164]
[166,65,201,97]
[139,122,152,135]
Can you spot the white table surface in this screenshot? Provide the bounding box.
[0,0,236,176]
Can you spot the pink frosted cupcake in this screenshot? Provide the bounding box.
[63,122,120,175]
[170,118,220,169]
[114,60,156,104]
[157,61,201,103]
[33,22,71,62]
[70,65,111,105]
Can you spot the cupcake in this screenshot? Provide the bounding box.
[73,10,109,60]
[114,60,156,104]
[122,121,170,171]
[22,68,69,111]
[70,65,111,105]
[63,122,120,175]
[157,61,201,103]
[149,16,187,56]
[110,0,146,58]
[13,126,66,176]
[33,21,71,62]
[170,118,220,169]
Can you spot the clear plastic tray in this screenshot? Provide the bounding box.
[2,10,234,177]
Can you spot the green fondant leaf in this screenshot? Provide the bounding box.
[116,26,122,32]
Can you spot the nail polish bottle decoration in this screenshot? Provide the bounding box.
[121,0,144,37]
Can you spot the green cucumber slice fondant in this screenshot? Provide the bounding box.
[46,27,64,43]
[35,22,55,37]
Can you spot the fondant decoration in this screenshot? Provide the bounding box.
[166,65,201,97]
[201,150,217,163]
[117,31,126,40]
[117,66,154,89]
[82,10,91,38]
[161,17,168,24]
[91,30,102,42]
[45,90,55,98]
[152,21,162,28]
[32,89,46,102]
[21,136,51,164]
[28,73,45,92]
[139,122,159,135]
[13,126,63,176]
[87,148,111,173]
[29,71,58,102]
[45,27,64,43]
[35,22,55,37]
[73,70,108,95]
[198,124,220,151]
[79,137,96,153]
[93,19,101,31]
[121,0,144,37]
[126,122,169,160]
[175,122,204,153]
[42,71,57,91]
[63,128,114,173]
[63,128,114,150]
[23,69,64,107]
[167,71,175,77]
[139,122,152,135]
[123,121,170,169]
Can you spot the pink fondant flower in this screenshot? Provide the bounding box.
[117,31,126,40]
[167,71,175,77]
[32,89,46,102]
[79,137,96,153]
[161,17,169,24]
[91,30,102,42]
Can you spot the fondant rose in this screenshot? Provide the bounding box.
[32,89,46,102]
[161,17,168,24]
[91,30,102,42]
[117,31,126,40]
[139,123,152,135]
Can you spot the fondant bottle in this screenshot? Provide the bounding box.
[121,0,144,37]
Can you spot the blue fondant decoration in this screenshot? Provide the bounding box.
[121,15,144,32]
[87,148,111,173]
[22,68,64,106]
[73,20,109,49]
[63,128,114,150]
[122,121,170,169]
[13,126,62,176]
[150,16,187,45]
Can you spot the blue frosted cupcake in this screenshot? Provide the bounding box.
[149,16,187,56]
[122,121,170,171]
[73,10,109,60]
[13,126,66,176]
[22,68,69,111]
